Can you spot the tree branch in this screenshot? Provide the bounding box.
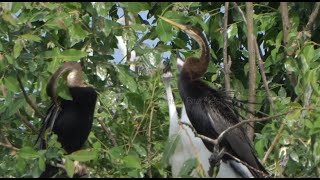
[223,2,231,96]
[1,82,37,132]
[147,107,155,178]
[262,122,285,163]
[16,111,37,133]
[97,118,118,147]
[246,2,256,142]
[232,2,247,24]
[233,2,275,124]
[17,74,45,119]
[280,2,290,46]
[304,2,320,32]
[255,40,275,113]
[0,142,19,151]
[180,108,299,153]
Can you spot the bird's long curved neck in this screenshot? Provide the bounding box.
[195,32,210,65]
[190,31,210,78]
[46,63,84,103]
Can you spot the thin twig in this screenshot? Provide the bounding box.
[147,107,155,178]
[17,74,45,119]
[246,2,256,142]
[232,2,247,24]
[262,122,285,163]
[223,2,231,96]
[16,111,37,132]
[1,82,37,132]
[304,2,320,32]
[97,118,118,147]
[179,122,218,145]
[255,40,275,113]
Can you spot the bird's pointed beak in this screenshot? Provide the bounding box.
[159,16,187,31]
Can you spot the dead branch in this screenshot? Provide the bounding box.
[17,74,45,119]
[223,2,231,96]
[246,2,256,142]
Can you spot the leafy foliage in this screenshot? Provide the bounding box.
[0,2,320,178]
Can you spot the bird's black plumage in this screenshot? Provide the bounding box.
[35,62,97,177]
[179,73,267,177]
[159,16,268,178]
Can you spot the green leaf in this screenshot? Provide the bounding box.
[57,82,73,101]
[13,39,23,59]
[121,2,150,13]
[126,92,144,112]
[161,133,181,167]
[133,144,147,157]
[302,45,315,62]
[59,49,87,61]
[65,157,75,178]
[21,34,42,42]
[178,158,197,177]
[11,2,23,14]
[123,155,142,169]
[19,146,40,159]
[117,65,137,92]
[255,139,265,158]
[38,156,46,171]
[108,146,125,160]
[286,109,300,121]
[66,149,98,162]
[278,87,287,97]
[4,76,19,92]
[6,98,25,117]
[227,23,238,39]
[69,24,89,46]
[16,158,26,173]
[156,17,174,43]
[290,151,299,163]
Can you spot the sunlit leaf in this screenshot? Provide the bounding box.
[65,157,75,178]
[123,155,142,169]
[66,149,98,162]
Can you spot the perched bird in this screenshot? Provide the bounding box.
[159,16,268,178]
[35,61,97,177]
[161,58,211,177]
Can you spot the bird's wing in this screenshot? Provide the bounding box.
[34,103,61,149]
[202,91,267,177]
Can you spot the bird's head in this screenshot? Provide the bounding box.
[46,61,85,105]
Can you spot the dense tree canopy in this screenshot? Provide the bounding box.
[0,2,320,178]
